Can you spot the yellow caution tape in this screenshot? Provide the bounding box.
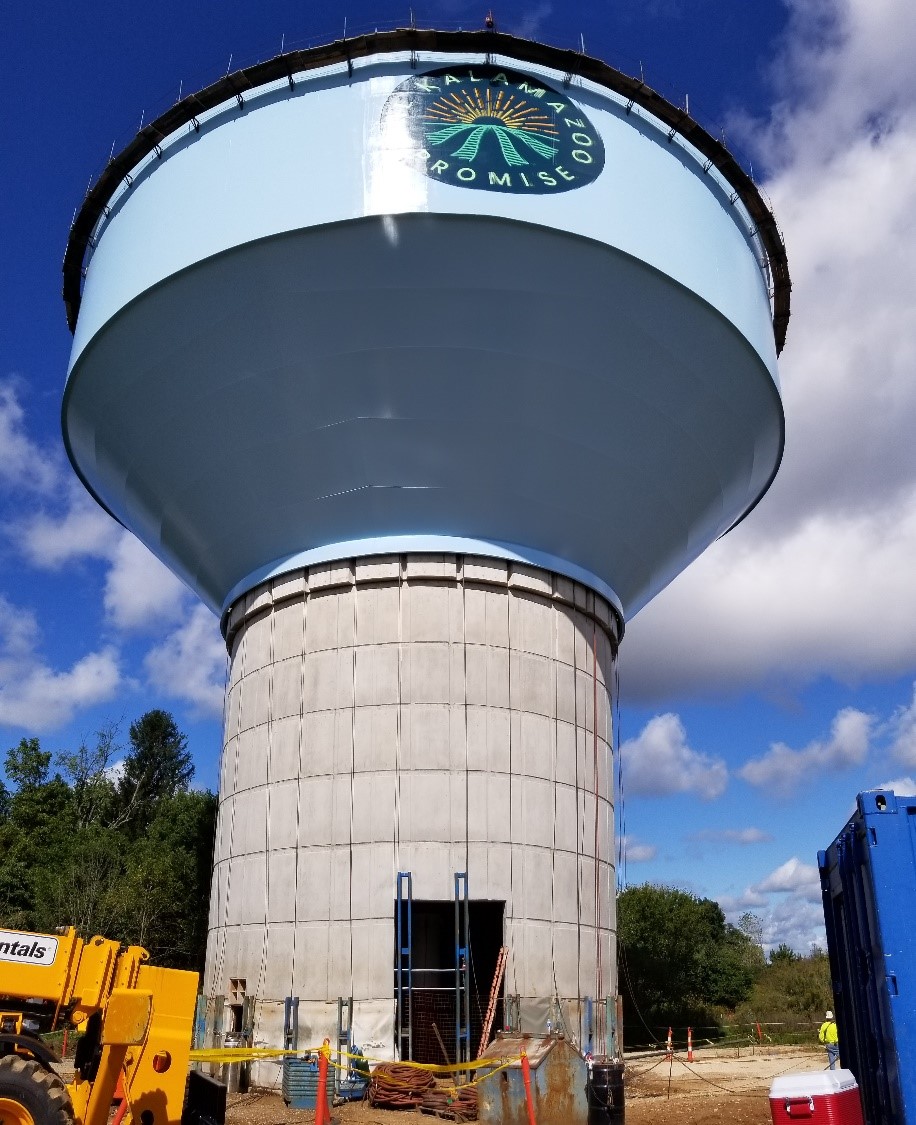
[334,1047,522,1074]
[189,1047,305,1063]
[188,1044,524,1089]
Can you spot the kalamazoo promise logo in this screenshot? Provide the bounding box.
[385,65,605,194]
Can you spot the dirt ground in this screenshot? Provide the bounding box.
[223,1045,829,1124]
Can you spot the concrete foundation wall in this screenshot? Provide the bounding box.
[204,554,619,1056]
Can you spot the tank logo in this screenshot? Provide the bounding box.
[385,66,605,193]
[0,930,57,967]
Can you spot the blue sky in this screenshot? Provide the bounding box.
[3,0,916,953]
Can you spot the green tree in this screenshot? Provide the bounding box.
[738,912,764,950]
[0,715,216,973]
[119,710,194,830]
[5,737,52,788]
[736,947,833,1035]
[57,722,122,830]
[769,942,800,965]
[119,790,218,969]
[618,884,758,1043]
[35,827,128,937]
[0,739,74,929]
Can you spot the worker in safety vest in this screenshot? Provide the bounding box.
[818,1010,839,1069]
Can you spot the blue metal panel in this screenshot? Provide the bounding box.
[281,1057,320,1108]
[819,790,916,1125]
[396,872,413,1061]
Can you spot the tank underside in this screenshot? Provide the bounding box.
[63,212,782,621]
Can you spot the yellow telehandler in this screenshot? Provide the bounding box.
[0,925,225,1125]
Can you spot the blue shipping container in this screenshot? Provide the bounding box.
[819,790,916,1125]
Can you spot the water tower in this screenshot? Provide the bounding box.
[62,29,788,1066]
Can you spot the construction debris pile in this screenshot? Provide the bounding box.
[368,1062,479,1122]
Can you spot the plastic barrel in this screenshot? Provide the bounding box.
[587,1061,625,1124]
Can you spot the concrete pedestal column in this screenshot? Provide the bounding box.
[204,553,619,1069]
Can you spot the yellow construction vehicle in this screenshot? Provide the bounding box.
[0,925,225,1125]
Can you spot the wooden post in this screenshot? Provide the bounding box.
[431,1022,450,1066]
[520,1049,537,1125]
[666,1027,673,1058]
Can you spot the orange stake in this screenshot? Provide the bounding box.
[315,1038,332,1125]
[520,1050,537,1125]
[687,1027,693,1063]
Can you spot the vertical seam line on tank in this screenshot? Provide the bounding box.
[209,630,230,999]
[255,596,276,1008]
[606,629,616,1018]
[349,569,358,1001]
[572,596,582,1033]
[394,562,404,1046]
[395,562,404,873]
[218,601,246,1001]
[291,579,307,1001]
[550,585,560,1023]
[462,562,469,880]
[506,575,517,998]
[593,619,601,1050]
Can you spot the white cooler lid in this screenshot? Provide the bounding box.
[770,1070,858,1097]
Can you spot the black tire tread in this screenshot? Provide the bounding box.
[0,1054,75,1125]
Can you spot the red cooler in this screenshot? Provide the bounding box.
[769,1071,864,1125]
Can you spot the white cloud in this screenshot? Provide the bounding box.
[623,503,916,697]
[889,684,916,765]
[103,534,188,631]
[620,835,657,863]
[0,596,121,731]
[620,713,728,800]
[720,891,826,955]
[688,827,773,845]
[18,485,120,568]
[718,890,769,914]
[0,382,57,494]
[621,0,916,700]
[721,856,827,952]
[868,776,916,797]
[740,707,872,798]
[2,387,191,634]
[753,857,820,900]
[105,758,126,784]
[18,497,189,633]
[763,896,827,955]
[144,605,226,717]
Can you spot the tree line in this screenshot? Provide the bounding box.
[0,710,216,972]
[618,883,832,1046]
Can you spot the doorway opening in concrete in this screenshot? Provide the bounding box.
[395,899,505,1064]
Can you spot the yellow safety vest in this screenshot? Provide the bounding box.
[819,1020,838,1045]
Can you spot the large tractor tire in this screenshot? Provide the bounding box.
[0,1056,74,1125]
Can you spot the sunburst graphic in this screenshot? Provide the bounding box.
[424,88,559,166]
